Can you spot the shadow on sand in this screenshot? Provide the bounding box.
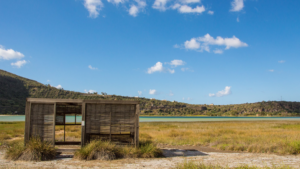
[162,149,208,157]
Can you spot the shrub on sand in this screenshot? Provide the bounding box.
[5,137,56,161]
[74,139,163,160]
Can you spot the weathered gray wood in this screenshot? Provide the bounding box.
[53,103,56,146]
[136,104,140,147]
[81,102,86,147]
[24,101,31,145]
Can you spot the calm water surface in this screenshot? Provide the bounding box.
[0,115,300,122]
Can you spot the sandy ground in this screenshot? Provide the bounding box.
[1,148,300,169]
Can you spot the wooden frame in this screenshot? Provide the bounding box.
[24,98,140,147]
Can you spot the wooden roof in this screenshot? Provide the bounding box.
[26,98,139,104]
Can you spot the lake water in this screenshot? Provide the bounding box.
[0,115,300,122]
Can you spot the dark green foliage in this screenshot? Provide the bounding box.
[1,69,300,116]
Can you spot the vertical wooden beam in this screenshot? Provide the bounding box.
[53,103,56,147]
[110,105,112,142]
[135,104,140,148]
[81,103,86,147]
[64,115,66,142]
[24,101,31,145]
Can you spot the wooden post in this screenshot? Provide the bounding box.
[135,104,140,148]
[110,105,112,141]
[24,101,31,145]
[81,103,86,147]
[53,103,56,147]
[64,115,65,142]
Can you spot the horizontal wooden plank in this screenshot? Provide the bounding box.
[84,100,139,104]
[27,98,83,103]
[55,142,81,145]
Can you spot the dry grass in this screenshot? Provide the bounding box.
[174,161,293,169]
[5,137,56,161]
[74,139,163,160]
[139,121,300,154]
[1,121,300,155]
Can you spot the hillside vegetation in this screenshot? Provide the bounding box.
[0,69,300,116]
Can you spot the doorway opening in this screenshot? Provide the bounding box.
[55,104,82,145]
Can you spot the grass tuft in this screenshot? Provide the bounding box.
[74,139,163,160]
[5,137,56,161]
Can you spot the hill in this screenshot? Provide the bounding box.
[1,69,300,116]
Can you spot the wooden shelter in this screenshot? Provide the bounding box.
[24,98,140,147]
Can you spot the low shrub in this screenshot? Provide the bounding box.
[5,137,56,161]
[74,139,163,161]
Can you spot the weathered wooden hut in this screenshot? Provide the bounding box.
[24,98,139,147]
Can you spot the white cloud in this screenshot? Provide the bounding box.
[11,60,27,68]
[208,10,214,15]
[181,67,193,72]
[147,62,164,74]
[209,86,231,97]
[152,0,168,11]
[181,34,247,53]
[84,89,97,93]
[168,69,175,74]
[138,91,143,96]
[55,85,63,89]
[181,0,201,3]
[269,69,274,72]
[88,65,98,70]
[129,0,146,17]
[278,60,285,63]
[230,0,244,12]
[173,44,180,48]
[184,38,200,50]
[47,80,50,82]
[169,59,185,67]
[149,89,157,95]
[169,91,174,96]
[213,49,223,54]
[84,0,103,18]
[107,0,125,4]
[0,46,24,60]
[237,17,240,22]
[178,5,205,13]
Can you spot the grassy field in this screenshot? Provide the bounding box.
[1,121,300,154]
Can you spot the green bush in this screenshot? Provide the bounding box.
[5,137,56,161]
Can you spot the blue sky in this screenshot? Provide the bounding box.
[0,0,300,105]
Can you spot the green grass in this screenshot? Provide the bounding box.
[174,161,293,169]
[5,137,56,161]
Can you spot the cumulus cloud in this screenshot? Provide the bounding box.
[208,10,214,15]
[209,86,231,97]
[181,34,247,53]
[169,59,185,67]
[138,91,143,96]
[149,89,157,95]
[269,69,274,72]
[278,60,285,63]
[55,85,63,89]
[128,0,146,17]
[107,0,125,4]
[213,49,223,54]
[84,0,103,18]
[152,0,168,11]
[147,62,174,74]
[88,65,98,70]
[84,89,97,93]
[11,60,27,68]
[230,0,244,12]
[181,0,201,3]
[177,5,205,13]
[0,46,24,60]
[184,38,200,50]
